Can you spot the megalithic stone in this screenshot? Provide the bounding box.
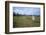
[32,16,35,21]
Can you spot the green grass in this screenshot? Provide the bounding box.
[13,16,40,28]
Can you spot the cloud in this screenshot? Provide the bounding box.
[13,7,40,15]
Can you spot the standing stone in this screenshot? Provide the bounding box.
[32,16,35,21]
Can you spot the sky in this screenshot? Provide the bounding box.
[13,7,40,15]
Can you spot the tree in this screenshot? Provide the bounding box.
[13,12,16,16]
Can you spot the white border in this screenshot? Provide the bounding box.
[9,3,43,32]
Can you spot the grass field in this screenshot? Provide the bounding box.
[13,16,40,28]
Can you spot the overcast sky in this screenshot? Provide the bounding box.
[13,7,40,15]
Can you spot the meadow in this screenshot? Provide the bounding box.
[13,16,40,28]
